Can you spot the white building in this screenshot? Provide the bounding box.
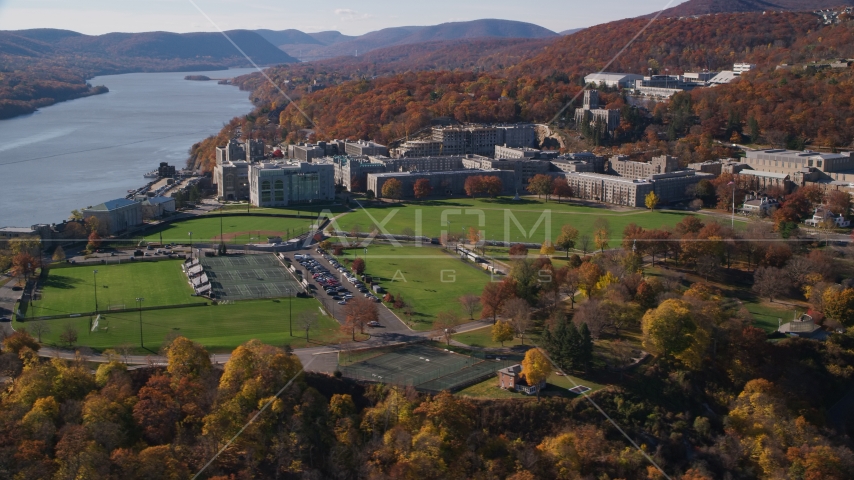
[584,72,644,89]
[734,63,756,74]
[248,162,335,207]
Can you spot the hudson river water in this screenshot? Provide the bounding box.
[0,68,258,228]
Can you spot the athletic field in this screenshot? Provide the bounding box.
[31,261,193,316]
[14,298,342,352]
[334,197,694,244]
[339,344,514,392]
[201,254,301,301]
[144,216,318,244]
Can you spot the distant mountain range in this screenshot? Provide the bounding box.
[0,28,298,67]
[256,19,559,61]
[657,0,854,17]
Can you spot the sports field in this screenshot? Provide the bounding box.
[334,198,694,244]
[31,261,193,316]
[216,204,345,215]
[201,255,301,301]
[144,216,318,244]
[343,244,490,329]
[339,344,513,391]
[14,298,345,352]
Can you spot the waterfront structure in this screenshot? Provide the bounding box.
[82,198,143,235]
[574,90,621,132]
[139,197,177,219]
[368,169,515,200]
[248,162,335,207]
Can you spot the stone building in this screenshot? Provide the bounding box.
[368,169,515,200]
[610,155,679,178]
[248,162,335,207]
[562,170,713,207]
[461,156,552,191]
[333,156,386,192]
[344,140,388,157]
[574,90,621,132]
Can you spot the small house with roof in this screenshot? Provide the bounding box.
[139,196,176,219]
[805,206,851,228]
[497,364,546,395]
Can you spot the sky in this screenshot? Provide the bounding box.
[0,0,687,35]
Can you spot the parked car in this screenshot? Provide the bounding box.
[368,321,381,327]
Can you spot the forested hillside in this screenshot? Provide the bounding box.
[193,10,854,173]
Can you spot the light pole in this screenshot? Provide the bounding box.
[93,269,99,313]
[289,288,293,337]
[729,181,736,228]
[188,231,193,258]
[136,297,145,348]
[220,206,224,252]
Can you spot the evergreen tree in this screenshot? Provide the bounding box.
[578,323,594,374]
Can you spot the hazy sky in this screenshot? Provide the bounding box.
[0,0,685,35]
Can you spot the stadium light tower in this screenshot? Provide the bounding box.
[136,297,145,348]
[93,269,99,313]
[188,231,193,258]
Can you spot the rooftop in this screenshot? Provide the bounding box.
[86,198,138,212]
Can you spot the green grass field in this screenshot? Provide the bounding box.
[31,261,194,315]
[144,216,319,244]
[334,198,695,244]
[14,298,348,353]
[338,244,491,330]
[215,203,346,216]
[742,299,801,333]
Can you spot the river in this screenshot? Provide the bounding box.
[0,68,258,228]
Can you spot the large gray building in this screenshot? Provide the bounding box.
[344,140,389,157]
[368,169,516,200]
[249,162,335,207]
[561,170,713,207]
[431,124,536,157]
[574,90,621,133]
[461,156,552,191]
[82,198,143,235]
[610,155,679,178]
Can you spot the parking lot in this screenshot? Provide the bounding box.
[285,249,411,334]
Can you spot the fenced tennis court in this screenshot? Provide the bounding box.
[338,344,515,393]
[200,254,301,301]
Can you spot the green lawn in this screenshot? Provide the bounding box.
[453,325,530,348]
[144,216,318,244]
[743,299,801,333]
[14,298,349,353]
[214,203,346,216]
[334,197,695,245]
[31,261,194,315]
[337,244,491,330]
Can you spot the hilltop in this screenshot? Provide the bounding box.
[260,19,558,61]
[657,0,854,16]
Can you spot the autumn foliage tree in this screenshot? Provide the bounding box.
[380,178,403,202]
[343,296,379,340]
[412,178,433,200]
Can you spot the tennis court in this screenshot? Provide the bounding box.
[201,254,302,301]
[339,344,515,392]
